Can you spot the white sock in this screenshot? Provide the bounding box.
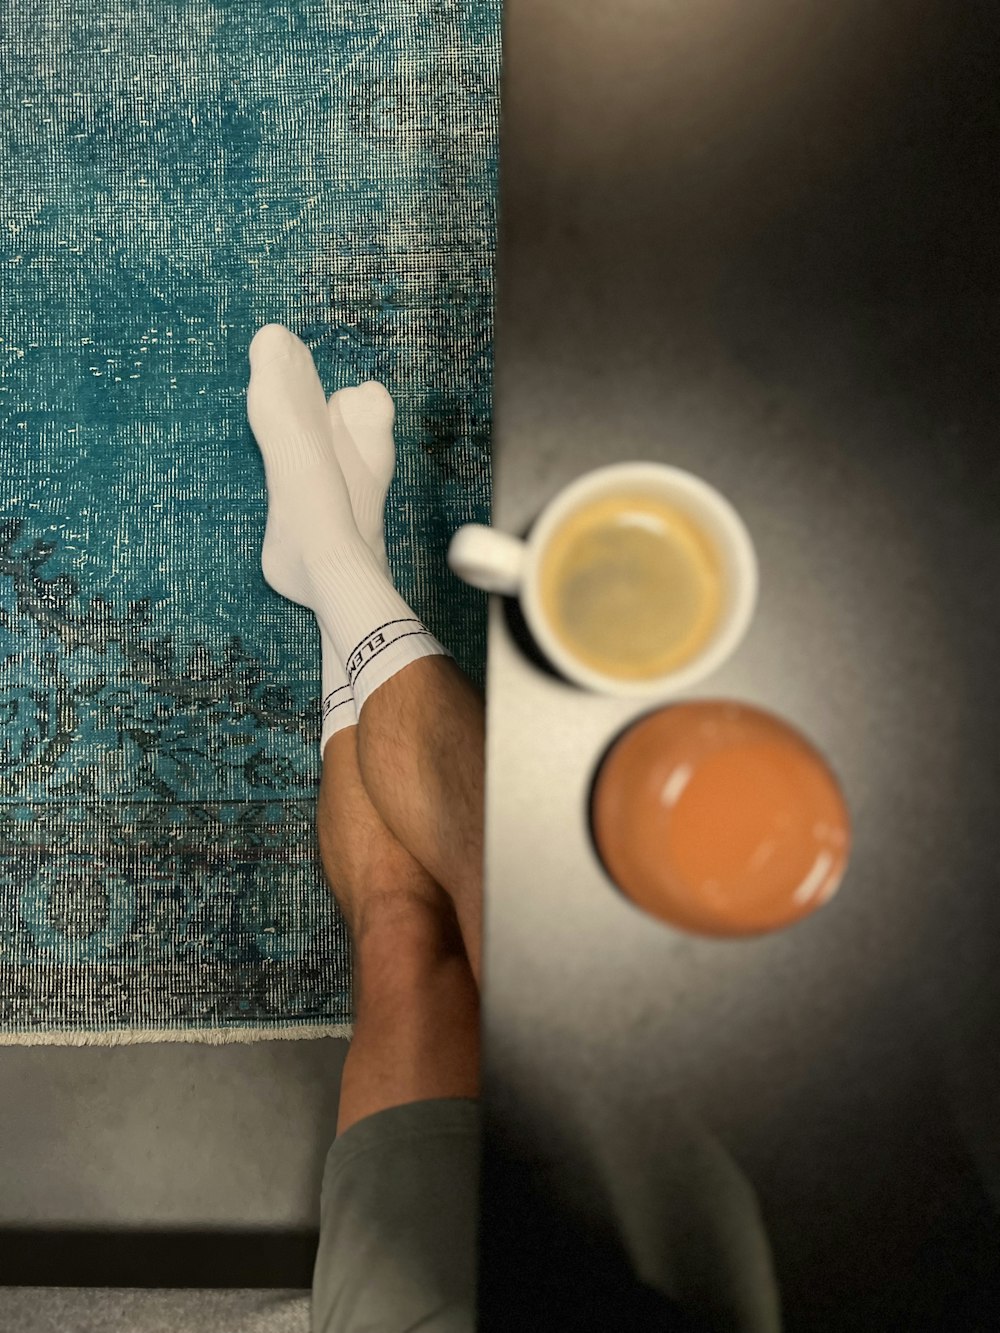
[328,383,396,577]
[247,325,452,752]
[315,386,395,751]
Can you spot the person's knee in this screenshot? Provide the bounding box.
[317,794,449,934]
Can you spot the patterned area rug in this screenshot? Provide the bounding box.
[0,0,499,1043]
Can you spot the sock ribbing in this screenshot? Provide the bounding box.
[319,624,358,752]
[309,541,452,715]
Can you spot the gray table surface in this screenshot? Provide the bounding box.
[479,1,1000,1329]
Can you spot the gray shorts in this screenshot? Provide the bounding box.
[311,1096,780,1333]
[311,1098,480,1333]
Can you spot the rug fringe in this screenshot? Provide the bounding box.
[0,1023,354,1048]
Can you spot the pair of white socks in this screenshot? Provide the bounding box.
[246,324,452,756]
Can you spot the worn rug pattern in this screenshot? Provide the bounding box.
[0,0,499,1042]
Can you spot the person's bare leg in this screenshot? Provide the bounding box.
[318,724,480,1137]
[355,655,485,985]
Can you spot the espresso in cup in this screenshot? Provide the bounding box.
[537,492,724,682]
[448,460,757,698]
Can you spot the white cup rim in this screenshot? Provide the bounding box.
[520,462,758,697]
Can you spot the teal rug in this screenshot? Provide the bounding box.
[0,0,499,1043]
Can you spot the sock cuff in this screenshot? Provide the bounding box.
[353,635,454,716]
[345,617,445,692]
[310,540,414,655]
[319,622,357,755]
[308,539,455,720]
[321,680,354,727]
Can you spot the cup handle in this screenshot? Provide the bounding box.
[448,524,527,595]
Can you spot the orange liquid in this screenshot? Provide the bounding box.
[590,701,850,936]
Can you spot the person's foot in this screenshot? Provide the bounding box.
[247,324,452,719]
[327,381,397,577]
[247,324,368,609]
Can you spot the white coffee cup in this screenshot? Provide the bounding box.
[448,461,758,698]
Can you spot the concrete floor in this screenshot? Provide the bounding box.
[0,1039,346,1286]
[0,1289,310,1333]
